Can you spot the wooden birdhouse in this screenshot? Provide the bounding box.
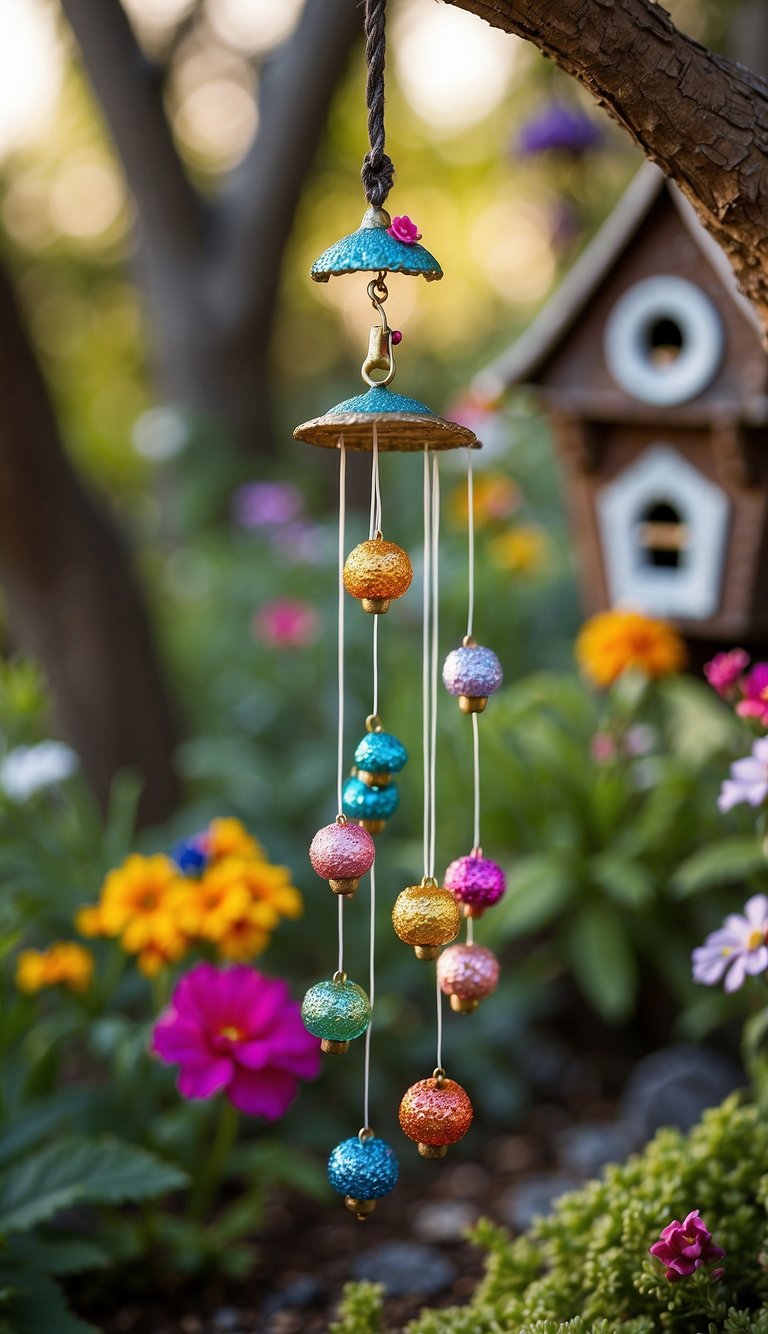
[474,164,768,641]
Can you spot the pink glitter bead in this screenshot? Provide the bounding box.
[437,943,500,1002]
[309,822,375,880]
[444,853,505,914]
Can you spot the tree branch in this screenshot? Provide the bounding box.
[58,0,205,263]
[447,0,768,333]
[215,0,362,337]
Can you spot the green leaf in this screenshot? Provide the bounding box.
[0,1270,96,1333]
[6,1234,108,1275]
[491,854,574,939]
[0,1137,187,1234]
[0,1090,98,1168]
[567,903,638,1022]
[671,837,768,897]
[588,852,655,909]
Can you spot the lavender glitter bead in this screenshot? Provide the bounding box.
[309,822,375,880]
[437,943,500,1002]
[442,644,503,700]
[444,854,506,911]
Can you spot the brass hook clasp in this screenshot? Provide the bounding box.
[361,273,396,388]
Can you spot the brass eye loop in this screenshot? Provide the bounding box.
[358,1125,375,1144]
[365,713,383,733]
[332,970,348,985]
[432,1067,446,1086]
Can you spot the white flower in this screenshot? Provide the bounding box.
[0,741,79,802]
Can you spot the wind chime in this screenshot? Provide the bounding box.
[295,0,507,1220]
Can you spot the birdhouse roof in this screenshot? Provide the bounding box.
[472,162,762,402]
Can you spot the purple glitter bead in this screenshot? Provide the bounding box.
[309,822,375,880]
[442,644,503,699]
[444,854,506,911]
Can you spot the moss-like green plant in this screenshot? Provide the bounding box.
[336,1095,768,1333]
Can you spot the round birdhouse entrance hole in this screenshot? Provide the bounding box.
[604,275,723,405]
[647,318,683,366]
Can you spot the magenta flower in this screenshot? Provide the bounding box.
[735,662,768,724]
[649,1210,725,1282]
[590,732,616,764]
[253,598,320,649]
[387,215,422,244]
[152,963,322,1118]
[704,648,750,698]
[718,735,768,812]
[692,893,768,992]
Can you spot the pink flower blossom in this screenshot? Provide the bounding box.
[232,482,304,529]
[152,963,321,1118]
[387,215,422,244]
[253,598,320,649]
[649,1210,725,1282]
[718,735,768,812]
[590,732,616,763]
[704,648,750,698]
[692,893,768,992]
[735,662,768,724]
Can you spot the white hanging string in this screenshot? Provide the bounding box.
[428,453,440,881]
[422,451,432,879]
[336,438,347,975]
[362,432,382,1130]
[435,965,443,1071]
[466,444,475,641]
[368,425,382,538]
[363,863,376,1127]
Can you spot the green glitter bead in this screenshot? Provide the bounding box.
[301,977,371,1043]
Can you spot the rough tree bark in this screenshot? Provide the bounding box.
[58,0,363,452]
[0,261,179,823]
[447,0,768,336]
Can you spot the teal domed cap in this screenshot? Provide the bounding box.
[293,385,478,453]
[311,207,443,283]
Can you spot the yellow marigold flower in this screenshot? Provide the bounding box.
[449,473,521,530]
[174,862,254,943]
[137,939,187,977]
[490,524,551,574]
[215,905,271,962]
[16,942,94,995]
[98,854,183,938]
[234,860,303,920]
[75,904,107,938]
[576,609,686,688]
[207,818,264,863]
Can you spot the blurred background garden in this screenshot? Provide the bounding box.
[2,0,768,1330]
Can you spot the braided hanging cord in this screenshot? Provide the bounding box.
[361,0,395,209]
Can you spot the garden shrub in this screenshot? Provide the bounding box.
[335,1093,768,1333]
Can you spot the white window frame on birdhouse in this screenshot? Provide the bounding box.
[603,276,724,406]
[596,444,730,619]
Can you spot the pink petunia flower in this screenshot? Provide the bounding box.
[232,482,304,530]
[692,893,768,993]
[735,662,768,724]
[704,648,750,698]
[649,1210,725,1282]
[253,598,320,649]
[718,735,768,813]
[152,963,322,1118]
[387,215,422,244]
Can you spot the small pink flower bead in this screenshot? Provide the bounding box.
[444,852,506,918]
[387,215,422,244]
[437,943,500,1013]
[309,821,375,898]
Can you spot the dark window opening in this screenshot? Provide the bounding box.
[636,501,688,568]
[646,317,684,367]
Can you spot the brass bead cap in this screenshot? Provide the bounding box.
[328,877,360,897]
[458,695,488,714]
[345,1196,377,1219]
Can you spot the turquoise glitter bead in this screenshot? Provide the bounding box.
[354,731,407,777]
[301,978,371,1044]
[328,1136,400,1202]
[342,775,400,821]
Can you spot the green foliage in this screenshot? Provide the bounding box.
[330,1282,385,1334]
[389,1095,768,1334]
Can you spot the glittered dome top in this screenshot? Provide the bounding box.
[293,385,477,454]
[354,731,408,775]
[311,206,443,282]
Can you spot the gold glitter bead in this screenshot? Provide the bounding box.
[343,538,413,614]
[398,1075,473,1157]
[391,880,460,958]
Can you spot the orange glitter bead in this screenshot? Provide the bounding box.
[392,880,460,960]
[343,538,413,614]
[398,1075,473,1158]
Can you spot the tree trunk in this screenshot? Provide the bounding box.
[0,260,179,824]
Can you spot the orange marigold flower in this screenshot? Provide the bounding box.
[16,942,94,995]
[98,854,184,937]
[74,904,107,938]
[575,609,686,688]
[449,473,521,530]
[173,865,254,944]
[207,817,264,863]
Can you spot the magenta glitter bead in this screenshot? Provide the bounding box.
[442,644,503,699]
[444,854,506,912]
[309,822,375,880]
[437,943,500,1002]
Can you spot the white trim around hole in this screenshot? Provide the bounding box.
[604,275,724,406]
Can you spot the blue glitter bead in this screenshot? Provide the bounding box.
[328,1135,400,1201]
[354,731,408,777]
[442,643,503,699]
[342,775,400,821]
[301,978,371,1043]
[170,837,208,876]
